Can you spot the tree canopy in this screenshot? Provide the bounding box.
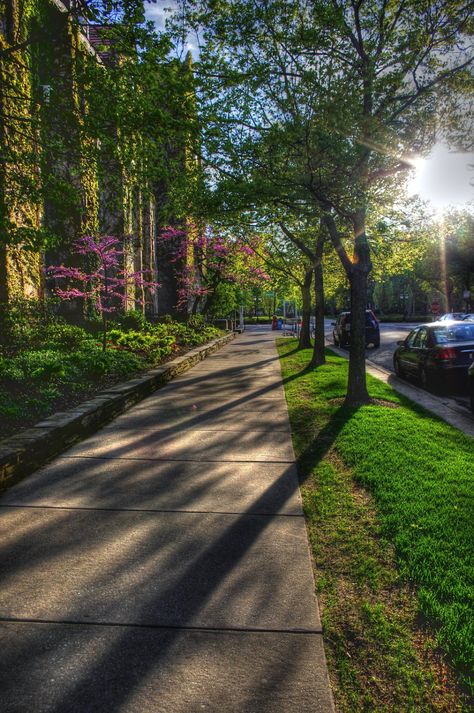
[172,0,473,403]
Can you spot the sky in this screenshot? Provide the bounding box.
[145,0,173,31]
[145,2,474,217]
[407,144,474,216]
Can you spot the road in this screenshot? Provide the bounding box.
[323,319,412,371]
[323,318,473,418]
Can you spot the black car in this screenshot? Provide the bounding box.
[393,321,474,392]
[469,362,474,414]
[332,310,380,348]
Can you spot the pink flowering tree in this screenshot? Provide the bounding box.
[47,235,160,351]
[158,225,270,315]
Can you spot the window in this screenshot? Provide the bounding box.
[406,329,419,347]
[413,328,428,348]
[433,325,474,343]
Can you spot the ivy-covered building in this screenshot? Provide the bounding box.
[0,0,197,315]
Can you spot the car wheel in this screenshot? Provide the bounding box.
[373,339,380,349]
[333,332,339,346]
[394,358,404,378]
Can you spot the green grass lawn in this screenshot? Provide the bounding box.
[277,339,473,712]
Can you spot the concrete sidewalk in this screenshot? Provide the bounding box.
[0,327,334,713]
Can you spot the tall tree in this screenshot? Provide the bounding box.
[175,0,473,404]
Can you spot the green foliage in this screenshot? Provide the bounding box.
[43,323,92,350]
[0,304,221,439]
[67,345,144,379]
[206,281,239,317]
[107,328,175,361]
[187,314,205,329]
[112,309,149,332]
[8,350,66,381]
[0,298,61,352]
[244,316,272,324]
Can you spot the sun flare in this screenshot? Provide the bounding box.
[407,144,474,216]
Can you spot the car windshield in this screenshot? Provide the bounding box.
[432,324,474,343]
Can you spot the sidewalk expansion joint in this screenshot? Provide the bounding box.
[60,455,296,464]
[0,616,323,635]
[0,503,304,517]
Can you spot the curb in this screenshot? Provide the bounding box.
[0,331,235,490]
[325,341,474,437]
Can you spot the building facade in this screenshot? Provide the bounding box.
[0,0,196,316]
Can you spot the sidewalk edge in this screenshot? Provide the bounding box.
[0,332,235,490]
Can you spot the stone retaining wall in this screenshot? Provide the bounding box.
[0,332,235,490]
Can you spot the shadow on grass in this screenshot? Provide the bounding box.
[277,345,302,359]
[294,405,359,485]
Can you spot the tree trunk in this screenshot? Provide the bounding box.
[345,212,371,405]
[202,284,219,315]
[298,268,313,349]
[102,314,107,352]
[191,294,201,315]
[310,233,325,367]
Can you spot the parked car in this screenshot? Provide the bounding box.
[463,314,474,322]
[332,310,380,348]
[439,312,467,321]
[468,362,474,414]
[393,320,474,392]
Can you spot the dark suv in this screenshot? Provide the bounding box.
[332,310,380,348]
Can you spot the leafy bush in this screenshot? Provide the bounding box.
[107,329,175,361]
[0,391,24,419]
[379,314,431,323]
[42,323,90,351]
[245,316,271,324]
[2,350,66,381]
[187,314,206,329]
[66,345,145,379]
[0,305,223,439]
[112,309,149,332]
[0,297,61,352]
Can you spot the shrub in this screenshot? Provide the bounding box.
[0,309,223,439]
[41,323,90,351]
[0,297,61,352]
[4,350,66,382]
[107,329,176,360]
[187,314,206,329]
[67,345,145,379]
[112,309,149,332]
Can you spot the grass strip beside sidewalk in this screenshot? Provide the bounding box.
[277,339,473,712]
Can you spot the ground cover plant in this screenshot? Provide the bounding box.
[0,301,221,440]
[277,338,473,712]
